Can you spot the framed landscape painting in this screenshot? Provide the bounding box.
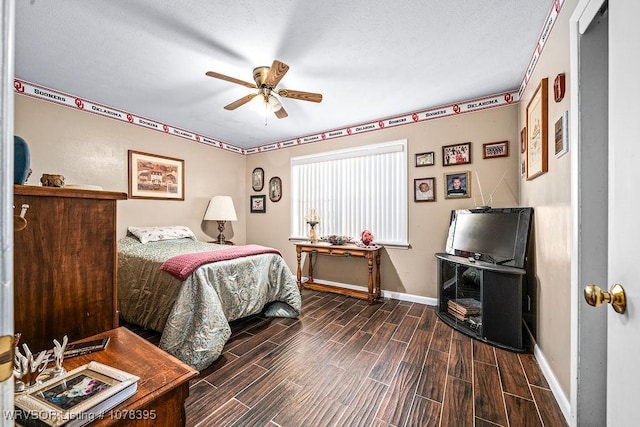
[128,150,184,200]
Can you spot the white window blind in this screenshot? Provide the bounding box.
[291,140,408,246]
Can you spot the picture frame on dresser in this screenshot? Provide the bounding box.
[15,361,139,424]
[128,150,185,200]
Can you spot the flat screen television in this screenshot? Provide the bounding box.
[445,207,533,269]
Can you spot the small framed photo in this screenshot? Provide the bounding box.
[269,176,282,202]
[414,177,436,202]
[520,127,527,153]
[482,141,509,159]
[252,167,264,192]
[15,362,138,423]
[442,142,471,166]
[555,110,569,158]
[415,151,435,167]
[444,171,471,199]
[250,195,266,213]
[128,150,184,200]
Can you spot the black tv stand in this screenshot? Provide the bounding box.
[435,253,527,352]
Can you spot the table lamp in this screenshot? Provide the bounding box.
[204,196,237,244]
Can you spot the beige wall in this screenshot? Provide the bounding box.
[518,0,577,399]
[14,2,574,398]
[14,95,247,243]
[247,105,519,299]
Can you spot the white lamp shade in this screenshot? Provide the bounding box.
[267,95,283,112]
[204,196,237,221]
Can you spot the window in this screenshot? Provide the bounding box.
[291,140,408,247]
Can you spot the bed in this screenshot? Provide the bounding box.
[117,227,301,370]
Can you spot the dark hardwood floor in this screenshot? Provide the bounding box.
[125,289,567,427]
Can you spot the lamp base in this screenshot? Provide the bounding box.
[216,220,227,245]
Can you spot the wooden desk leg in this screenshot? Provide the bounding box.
[366,252,374,304]
[307,250,315,283]
[296,247,302,289]
[375,251,381,300]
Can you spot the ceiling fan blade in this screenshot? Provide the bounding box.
[277,89,323,103]
[274,105,288,119]
[265,60,289,89]
[206,71,257,89]
[224,93,258,110]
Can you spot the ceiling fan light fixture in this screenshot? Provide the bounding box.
[267,95,283,112]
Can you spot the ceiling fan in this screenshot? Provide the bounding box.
[205,60,322,119]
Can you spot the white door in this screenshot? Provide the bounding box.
[572,1,640,426]
[605,2,640,426]
[571,1,640,425]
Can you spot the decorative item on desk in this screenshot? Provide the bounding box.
[321,235,352,245]
[204,196,238,245]
[38,335,69,383]
[305,209,320,243]
[356,229,375,247]
[14,340,49,392]
[40,173,65,187]
[51,335,68,376]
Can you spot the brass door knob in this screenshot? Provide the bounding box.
[584,283,627,314]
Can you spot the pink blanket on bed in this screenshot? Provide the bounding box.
[160,244,282,280]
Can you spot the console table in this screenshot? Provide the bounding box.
[294,242,381,304]
[63,327,198,426]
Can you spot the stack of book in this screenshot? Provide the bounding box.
[447,298,481,321]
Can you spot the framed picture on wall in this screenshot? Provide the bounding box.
[442,142,471,166]
[414,177,436,202]
[555,110,569,158]
[252,167,264,191]
[128,150,184,200]
[269,177,282,202]
[526,78,549,180]
[444,171,471,199]
[415,152,435,167]
[482,141,509,159]
[250,195,266,213]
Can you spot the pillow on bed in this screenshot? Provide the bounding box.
[127,226,197,244]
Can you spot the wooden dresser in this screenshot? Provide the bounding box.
[13,185,127,352]
[65,327,198,426]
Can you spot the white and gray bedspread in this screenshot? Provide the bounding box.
[117,236,302,370]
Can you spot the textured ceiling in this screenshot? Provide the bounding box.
[15,1,553,149]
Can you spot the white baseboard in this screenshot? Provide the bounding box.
[524,325,571,424]
[301,277,438,306]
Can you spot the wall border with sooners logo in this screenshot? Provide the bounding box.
[13,0,565,156]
